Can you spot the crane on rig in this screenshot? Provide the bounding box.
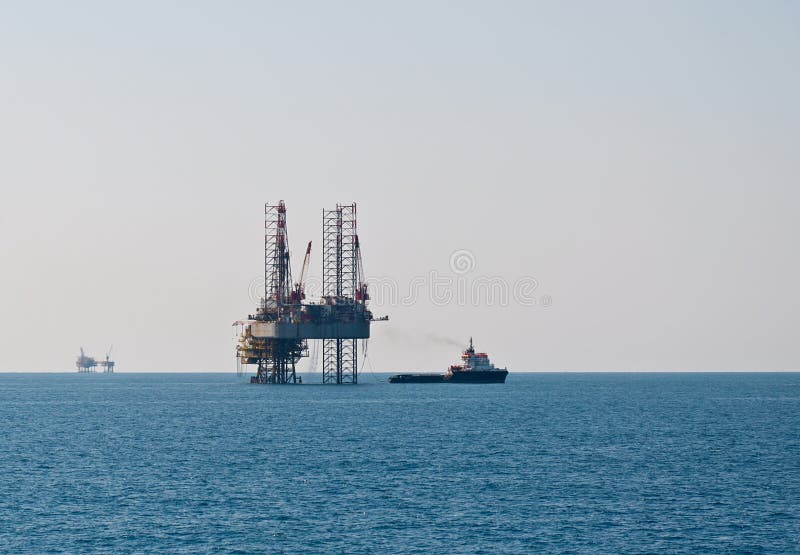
[354,235,369,302]
[291,240,312,303]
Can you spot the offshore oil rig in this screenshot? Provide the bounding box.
[235,201,386,384]
[76,347,115,373]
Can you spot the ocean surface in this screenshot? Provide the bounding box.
[1,372,798,554]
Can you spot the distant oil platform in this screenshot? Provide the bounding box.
[234,201,387,384]
[76,346,115,373]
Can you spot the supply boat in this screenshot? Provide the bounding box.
[389,338,508,384]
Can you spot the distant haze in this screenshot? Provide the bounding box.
[1,1,798,372]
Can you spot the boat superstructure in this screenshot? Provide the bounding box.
[446,337,508,383]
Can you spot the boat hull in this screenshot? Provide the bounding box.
[388,369,508,384]
[447,369,508,383]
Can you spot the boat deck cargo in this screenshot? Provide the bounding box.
[388,373,446,383]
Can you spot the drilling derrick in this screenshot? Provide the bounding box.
[322,204,359,384]
[236,201,383,385]
[238,201,308,384]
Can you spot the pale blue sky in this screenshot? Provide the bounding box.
[1,1,798,371]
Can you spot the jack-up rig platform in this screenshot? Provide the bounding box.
[234,201,387,384]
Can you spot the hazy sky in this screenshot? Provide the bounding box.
[1,1,798,372]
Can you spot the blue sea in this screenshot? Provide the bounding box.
[1,373,798,554]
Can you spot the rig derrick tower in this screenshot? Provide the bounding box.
[242,201,307,384]
[322,204,359,384]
